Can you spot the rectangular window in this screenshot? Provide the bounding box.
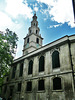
[12,66,16,79]
[17,83,21,92]
[53,77,61,90]
[26,82,32,91]
[38,80,45,91]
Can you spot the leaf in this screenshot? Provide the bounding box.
[0,28,18,93]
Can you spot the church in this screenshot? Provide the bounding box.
[1,13,75,100]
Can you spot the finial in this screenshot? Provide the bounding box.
[34,10,36,16]
[33,10,37,20]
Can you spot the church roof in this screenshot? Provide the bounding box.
[14,34,75,63]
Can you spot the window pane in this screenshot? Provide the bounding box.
[39,56,44,72]
[36,38,39,44]
[18,83,21,92]
[27,38,29,43]
[53,77,61,90]
[19,63,23,77]
[36,30,38,34]
[26,82,32,91]
[12,66,16,79]
[38,80,45,90]
[28,60,33,75]
[52,51,60,69]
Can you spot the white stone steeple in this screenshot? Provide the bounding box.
[23,13,43,55]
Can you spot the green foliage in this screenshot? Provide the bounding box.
[0,28,18,94]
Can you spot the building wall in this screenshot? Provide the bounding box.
[71,42,75,71]
[2,41,75,100]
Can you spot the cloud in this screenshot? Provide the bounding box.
[34,7,38,12]
[32,3,39,12]
[48,23,62,28]
[0,12,20,31]
[37,0,52,5]
[37,0,75,28]
[0,0,33,31]
[5,0,33,19]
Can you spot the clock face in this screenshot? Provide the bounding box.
[26,43,29,48]
[36,44,39,48]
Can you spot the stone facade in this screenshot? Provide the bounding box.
[1,14,75,100]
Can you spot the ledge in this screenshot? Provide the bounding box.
[24,70,72,81]
[52,90,63,92]
[37,90,45,93]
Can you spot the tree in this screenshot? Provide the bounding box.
[0,28,18,94]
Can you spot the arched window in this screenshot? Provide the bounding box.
[19,63,23,77]
[27,38,29,43]
[12,66,16,79]
[36,30,38,34]
[53,77,61,90]
[52,51,60,69]
[28,60,33,75]
[36,38,39,44]
[39,56,44,72]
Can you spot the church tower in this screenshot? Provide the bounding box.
[23,13,43,55]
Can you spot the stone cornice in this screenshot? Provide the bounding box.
[24,33,43,40]
[14,35,75,63]
[3,70,73,84]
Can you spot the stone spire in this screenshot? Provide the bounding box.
[23,13,43,55]
[28,13,39,35]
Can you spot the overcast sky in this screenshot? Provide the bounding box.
[0,0,75,59]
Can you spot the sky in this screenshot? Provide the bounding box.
[0,0,75,59]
